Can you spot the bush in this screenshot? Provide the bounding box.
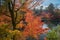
[46,25,60,40]
[46,29,58,40]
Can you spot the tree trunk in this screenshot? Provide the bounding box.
[8,2,16,30]
[8,2,17,40]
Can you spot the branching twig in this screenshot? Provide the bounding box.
[4,14,11,17]
[15,11,17,21]
[11,0,15,10]
[16,19,22,24]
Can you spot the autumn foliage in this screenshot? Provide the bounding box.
[17,9,44,38]
[0,0,49,40]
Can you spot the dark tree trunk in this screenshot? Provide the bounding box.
[8,2,16,40]
[8,2,16,30]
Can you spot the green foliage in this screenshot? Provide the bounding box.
[46,25,60,40]
[0,24,13,40]
[46,29,58,40]
[0,24,26,40]
[55,25,60,40]
[5,0,11,3]
[20,0,25,4]
[48,3,55,12]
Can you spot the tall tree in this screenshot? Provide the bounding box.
[0,0,45,40]
[1,0,44,30]
[40,6,43,13]
[47,3,55,14]
[4,0,30,30]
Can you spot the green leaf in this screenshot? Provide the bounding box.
[20,0,25,4]
[5,0,11,3]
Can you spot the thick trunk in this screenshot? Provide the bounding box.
[8,2,16,30]
[8,2,16,40]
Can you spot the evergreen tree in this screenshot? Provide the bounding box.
[47,3,55,14]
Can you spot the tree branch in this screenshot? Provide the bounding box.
[4,14,11,17]
[11,0,15,10]
[14,3,25,12]
[15,11,17,21]
[29,2,39,9]
[16,19,22,24]
[8,2,16,30]
[29,0,44,9]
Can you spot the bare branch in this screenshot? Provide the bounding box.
[26,0,33,5]
[15,11,17,21]
[14,3,25,12]
[29,2,39,9]
[16,19,22,24]
[12,0,15,9]
[29,0,45,9]
[4,14,11,17]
